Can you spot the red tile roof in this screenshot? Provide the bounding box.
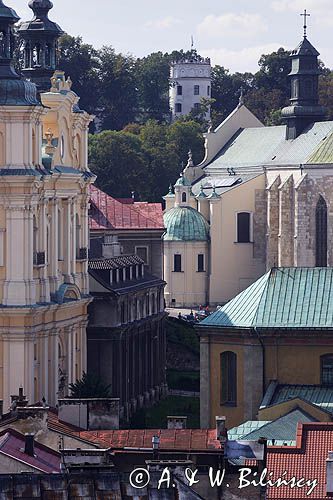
[76,429,222,452]
[266,422,333,499]
[0,428,60,473]
[89,185,164,231]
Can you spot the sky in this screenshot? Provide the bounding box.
[9,0,333,73]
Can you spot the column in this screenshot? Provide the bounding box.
[49,198,59,294]
[38,198,50,302]
[63,199,72,282]
[3,203,35,306]
[71,200,77,283]
[40,333,49,403]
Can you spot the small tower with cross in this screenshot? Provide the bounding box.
[282,10,326,139]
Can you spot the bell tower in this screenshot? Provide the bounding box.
[19,0,63,92]
[282,10,326,140]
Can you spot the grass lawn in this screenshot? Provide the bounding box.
[130,396,200,429]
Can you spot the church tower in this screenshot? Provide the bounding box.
[282,11,325,140]
[0,0,95,408]
[169,51,212,122]
[18,0,63,92]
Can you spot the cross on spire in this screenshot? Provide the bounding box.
[300,9,310,38]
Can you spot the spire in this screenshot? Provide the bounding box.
[0,1,39,106]
[0,0,19,79]
[281,12,325,140]
[19,0,64,92]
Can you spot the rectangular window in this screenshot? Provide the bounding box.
[321,355,333,386]
[237,212,251,243]
[175,103,182,113]
[194,85,200,95]
[221,352,237,405]
[177,85,183,95]
[135,246,148,264]
[194,103,200,111]
[174,254,182,272]
[198,254,205,272]
[207,85,211,96]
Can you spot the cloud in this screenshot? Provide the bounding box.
[200,43,284,73]
[271,0,331,13]
[197,13,268,39]
[144,16,182,30]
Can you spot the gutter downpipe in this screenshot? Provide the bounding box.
[254,327,266,399]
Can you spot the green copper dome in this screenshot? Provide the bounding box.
[163,206,209,242]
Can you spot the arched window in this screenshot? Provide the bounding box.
[321,355,333,386]
[316,196,327,267]
[221,351,237,405]
[237,212,251,243]
[182,192,187,203]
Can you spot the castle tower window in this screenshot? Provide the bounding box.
[175,103,182,113]
[174,254,182,272]
[316,196,327,267]
[207,85,211,96]
[321,354,333,386]
[221,351,237,405]
[194,85,200,95]
[177,85,182,96]
[237,212,251,243]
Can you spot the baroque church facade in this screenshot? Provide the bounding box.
[164,30,333,307]
[0,0,94,407]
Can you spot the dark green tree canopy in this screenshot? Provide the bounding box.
[69,372,112,399]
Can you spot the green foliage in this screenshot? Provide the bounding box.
[167,370,200,391]
[165,317,199,354]
[58,35,100,116]
[98,47,138,130]
[88,120,205,201]
[69,371,112,398]
[130,396,200,429]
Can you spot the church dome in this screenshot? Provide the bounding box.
[163,206,209,241]
[0,78,40,105]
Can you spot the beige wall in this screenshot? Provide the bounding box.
[208,175,266,305]
[164,240,209,307]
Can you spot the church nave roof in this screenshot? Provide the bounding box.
[205,120,333,173]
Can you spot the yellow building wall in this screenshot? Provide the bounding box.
[258,398,332,422]
[206,333,333,429]
[209,174,266,305]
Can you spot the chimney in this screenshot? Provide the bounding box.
[24,434,35,457]
[167,416,187,430]
[216,416,227,443]
[327,451,333,496]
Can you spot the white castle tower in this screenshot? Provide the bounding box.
[169,51,212,121]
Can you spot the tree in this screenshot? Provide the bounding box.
[211,66,254,126]
[58,35,100,115]
[89,130,149,199]
[255,47,291,95]
[135,52,171,122]
[319,71,333,120]
[69,372,111,398]
[98,47,138,130]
